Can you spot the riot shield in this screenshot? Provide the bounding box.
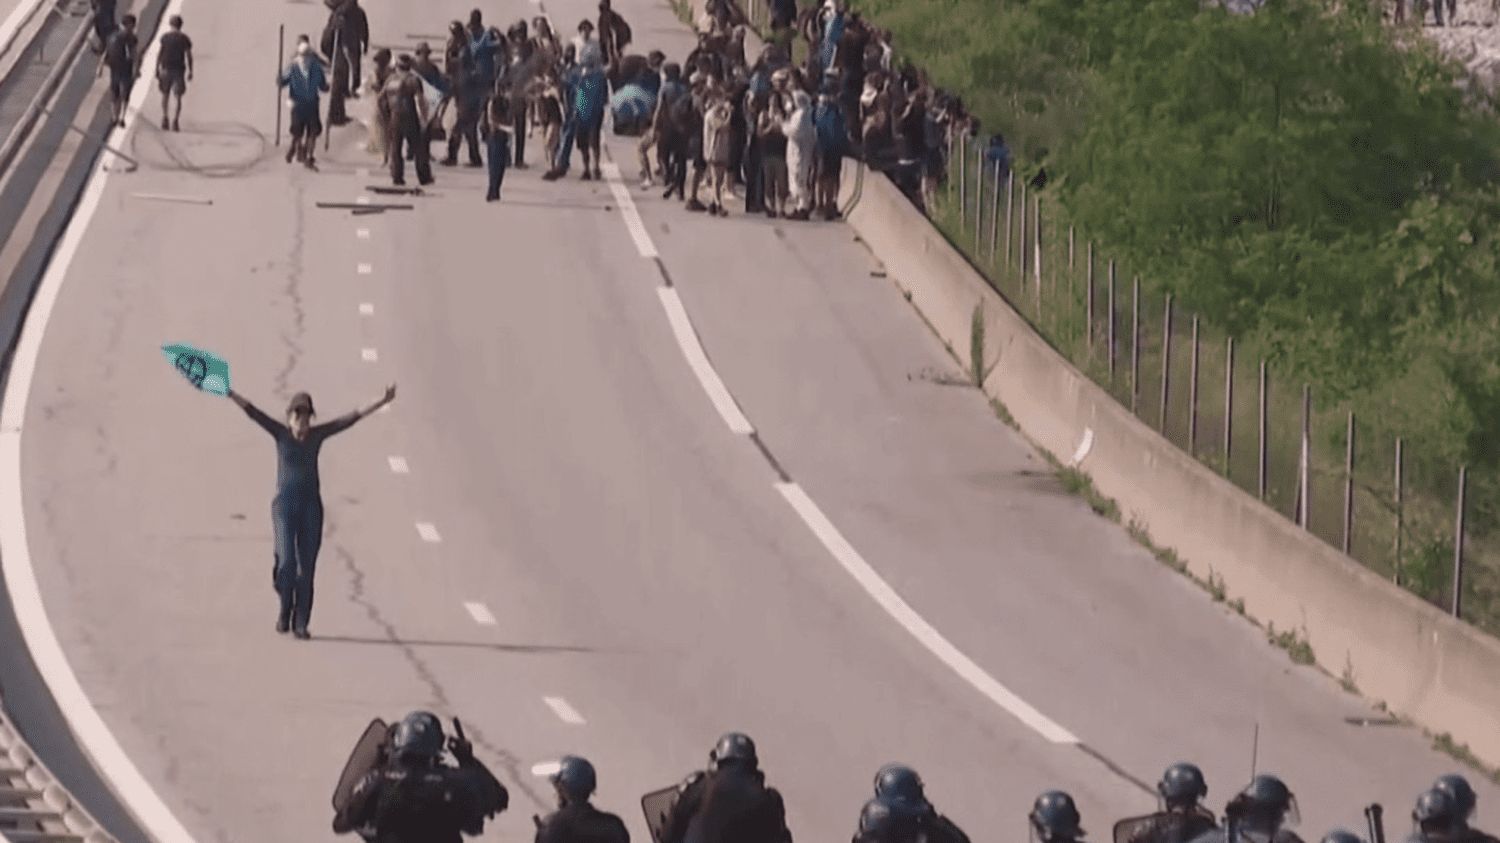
[331,718,390,812]
[641,784,679,843]
[1116,814,1162,843]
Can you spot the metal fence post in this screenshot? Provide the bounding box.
[1130,276,1140,413]
[959,134,968,226]
[1107,260,1117,379]
[948,134,955,200]
[1224,337,1235,476]
[1160,294,1173,432]
[1019,181,1028,280]
[1034,197,1043,313]
[1394,437,1404,585]
[1343,410,1355,555]
[1297,384,1310,528]
[974,147,984,247]
[1004,172,1014,264]
[1189,316,1200,455]
[989,164,1002,261]
[1453,465,1468,618]
[1086,243,1095,352]
[1258,359,1268,501]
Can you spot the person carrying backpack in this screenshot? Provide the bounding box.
[96,14,139,128]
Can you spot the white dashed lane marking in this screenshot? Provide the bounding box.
[357,263,372,275]
[387,456,409,474]
[359,302,374,315]
[361,348,378,362]
[415,522,441,543]
[543,696,586,725]
[464,602,497,626]
[355,195,371,205]
[357,228,371,240]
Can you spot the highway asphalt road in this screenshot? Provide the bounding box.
[6,0,1499,839]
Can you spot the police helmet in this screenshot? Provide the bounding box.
[873,765,931,816]
[1030,790,1084,840]
[391,711,444,761]
[709,732,757,769]
[860,799,896,834]
[1158,763,1209,807]
[1320,830,1365,843]
[1414,788,1460,832]
[1230,775,1298,827]
[1433,775,1477,822]
[552,755,597,801]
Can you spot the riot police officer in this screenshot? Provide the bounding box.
[1032,791,1087,843]
[1120,763,1218,843]
[659,732,793,843]
[534,755,631,843]
[1430,775,1499,843]
[333,710,508,842]
[855,798,922,843]
[1187,775,1304,843]
[870,764,971,843]
[1320,830,1365,843]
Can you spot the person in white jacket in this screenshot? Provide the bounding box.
[776,67,815,220]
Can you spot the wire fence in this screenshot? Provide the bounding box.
[930,134,1500,638]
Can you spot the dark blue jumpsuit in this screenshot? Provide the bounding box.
[240,403,359,631]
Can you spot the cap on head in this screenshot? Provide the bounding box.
[1030,791,1084,840]
[552,755,597,801]
[169,14,182,27]
[286,392,315,417]
[391,711,444,761]
[579,18,595,31]
[709,732,757,769]
[1433,775,1477,821]
[415,41,432,55]
[450,20,464,34]
[1158,763,1208,806]
[873,765,929,815]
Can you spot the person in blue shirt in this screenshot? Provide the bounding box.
[813,83,847,219]
[985,132,1011,184]
[545,43,607,180]
[277,39,329,169]
[227,385,395,639]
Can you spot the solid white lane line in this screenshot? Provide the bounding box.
[0,0,207,835]
[774,482,1079,744]
[464,601,497,626]
[543,696,586,725]
[415,522,442,543]
[356,228,371,240]
[532,761,562,777]
[361,348,378,362]
[600,162,657,258]
[387,456,409,474]
[656,288,754,435]
[359,302,374,315]
[357,262,372,275]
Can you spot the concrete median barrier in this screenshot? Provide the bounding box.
[838,160,1500,769]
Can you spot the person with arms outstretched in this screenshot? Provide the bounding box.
[226,384,395,639]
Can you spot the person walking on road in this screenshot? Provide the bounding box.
[227,385,395,639]
[155,15,192,132]
[96,13,139,129]
[384,54,435,187]
[482,85,515,202]
[278,39,329,169]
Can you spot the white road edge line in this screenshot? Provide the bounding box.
[543,696,586,725]
[415,522,442,543]
[531,761,561,777]
[773,481,1079,745]
[387,456,409,474]
[656,288,754,435]
[463,601,497,626]
[599,162,657,258]
[0,0,203,836]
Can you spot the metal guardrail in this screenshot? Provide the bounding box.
[0,9,90,178]
[0,710,115,842]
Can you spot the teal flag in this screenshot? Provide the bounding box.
[161,343,231,397]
